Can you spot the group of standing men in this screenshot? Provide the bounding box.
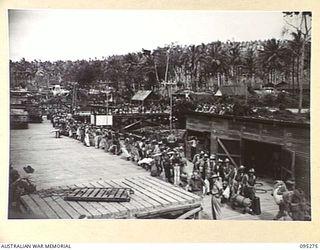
[188,151,258,219]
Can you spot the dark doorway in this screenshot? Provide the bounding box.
[217,138,241,167]
[242,139,282,179]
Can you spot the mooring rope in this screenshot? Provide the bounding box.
[254,181,273,194]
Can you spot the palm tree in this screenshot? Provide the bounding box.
[180,44,207,91]
[203,41,230,87]
[258,39,287,85]
[242,47,257,88]
[227,42,243,84]
[168,45,184,85]
[122,52,142,93]
[287,31,304,93]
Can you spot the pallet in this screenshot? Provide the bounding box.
[64,187,133,202]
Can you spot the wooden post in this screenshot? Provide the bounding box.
[240,138,244,165]
[217,138,239,168]
[194,211,200,219]
[176,207,202,219]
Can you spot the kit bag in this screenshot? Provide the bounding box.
[252,196,261,215]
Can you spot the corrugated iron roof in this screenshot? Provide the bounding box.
[131,90,153,101]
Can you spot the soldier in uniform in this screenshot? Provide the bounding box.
[274,179,308,221]
[216,159,225,181]
[192,151,204,171]
[151,153,162,177]
[199,154,209,180]
[234,165,246,195]
[163,152,173,183]
[224,158,230,170]
[243,168,257,200]
[273,179,295,220]
[290,188,308,221]
[189,136,198,160]
[167,133,177,149]
[223,158,231,182]
[199,154,210,193]
[188,170,205,197]
[179,157,189,187]
[210,174,223,219]
[207,154,216,191]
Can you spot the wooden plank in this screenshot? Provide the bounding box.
[145,176,201,200]
[291,150,296,180]
[100,181,136,210]
[217,138,239,168]
[105,188,118,198]
[138,177,196,202]
[143,177,198,201]
[88,188,102,198]
[53,196,82,219]
[42,196,71,219]
[103,181,137,211]
[89,183,124,218]
[94,181,131,217]
[133,177,184,204]
[69,188,82,197]
[136,203,201,219]
[59,185,94,218]
[65,199,93,219]
[21,195,48,218]
[105,180,144,213]
[75,184,110,218]
[124,178,170,205]
[113,179,157,209]
[177,206,202,219]
[126,178,171,205]
[100,189,112,198]
[120,191,127,199]
[145,176,200,199]
[95,189,107,198]
[29,194,59,219]
[82,188,95,198]
[120,179,162,208]
[89,182,128,218]
[99,189,111,198]
[74,188,88,198]
[110,180,148,211]
[67,184,103,218]
[115,189,124,199]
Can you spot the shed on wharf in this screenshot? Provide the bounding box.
[185,112,310,197]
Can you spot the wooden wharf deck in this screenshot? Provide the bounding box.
[20,176,202,219]
[11,119,280,220]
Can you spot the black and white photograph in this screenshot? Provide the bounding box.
[8,9,311,221]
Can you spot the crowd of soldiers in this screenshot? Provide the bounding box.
[188,151,258,218]
[48,109,259,219]
[88,102,167,115]
[195,103,234,115]
[46,109,309,221]
[48,109,189,186]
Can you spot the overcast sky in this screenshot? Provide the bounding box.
[9,10,289,61]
